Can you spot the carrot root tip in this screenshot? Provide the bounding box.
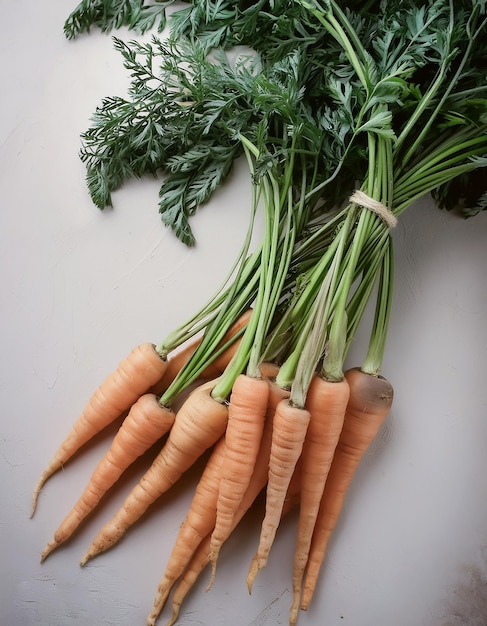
[149,586,170,622]
[205,549,220,592]
[40,541,57,563]
[289,598,300,626]
[166,605,180,626]
[146,610,158,626]
[31,475,49,516]
[246,556,264,594]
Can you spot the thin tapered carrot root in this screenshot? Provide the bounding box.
[146,437,227,625]
[80,378,228,565]
[165,537,211,626]
[40,393,175,563]
[32,342,167,516]
[207,374,269,588]
[300,367,393,611]
[289,374,350,625]
[247,398,311,592]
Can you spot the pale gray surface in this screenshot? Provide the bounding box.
[2,2,487,625]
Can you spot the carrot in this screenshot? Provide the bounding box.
[146,436,227,626]
[32,342,168,516]
[40,393,175,563]
[300,367,393,611]
[207,373,269,585]
[160,364,289,626]
[289,374,350,625]
[80,377,229,565]
[152,364,274,614]
[246,398,311,592]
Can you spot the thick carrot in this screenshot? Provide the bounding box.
[247,398,311,592]
[289,374,350,625]
[300,367,393,610]
[40,393,175,562]
[32,342,168,516]
[80,378,228,565]
[208,374,269,584]
[146,436,227,625]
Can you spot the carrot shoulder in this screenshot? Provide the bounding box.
[40,393,175,562]
[301,367,393,610]
[32,342,167,516]
[80,378,229,566]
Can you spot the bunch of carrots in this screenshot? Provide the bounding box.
[32,1,487,625]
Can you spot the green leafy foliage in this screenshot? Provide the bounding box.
[64,0,178,39]
[71,0,487,244]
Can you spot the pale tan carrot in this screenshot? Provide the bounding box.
[300,367,393,611]
[146,437,227,625]
[289,374,350,625]
[32,343,168,516]
[247,398,311,592]
[80,378,229,565]
[207,374,269,585]
[40,393,175,562]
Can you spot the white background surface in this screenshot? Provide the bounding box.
[2,2,487,625]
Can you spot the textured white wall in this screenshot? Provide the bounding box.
[1,3,487,625]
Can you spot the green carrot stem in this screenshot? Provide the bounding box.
[361,239,395,376]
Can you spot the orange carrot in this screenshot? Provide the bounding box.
[289,374,350,625]
[300,367,393,611]
[32,342,168,516]
[146,436,227,625]
[40,393,175,562]
[208,373,269,584]
[80,377,228,565]
[160,364,289,626]
[247,398,311,592]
